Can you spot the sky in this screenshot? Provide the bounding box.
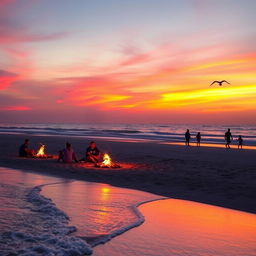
[0,0,255,124]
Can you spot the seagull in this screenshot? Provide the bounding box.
[210,80,230,86]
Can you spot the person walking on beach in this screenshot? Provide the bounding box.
[58,142,78,163]
[185,129,191,146]
[19,138,35,157]
[224,128,233,149]
[237,135,243,149]
[196,132,201,147]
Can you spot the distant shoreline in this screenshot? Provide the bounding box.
[0,123,255,147]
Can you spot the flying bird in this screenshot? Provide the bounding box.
[210,80,230,86]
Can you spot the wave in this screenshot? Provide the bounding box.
[3,180,166,255]
[0,123,256,145]
[89,197,167,247]
[5,183,93,256]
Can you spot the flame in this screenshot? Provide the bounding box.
[97,153,121,168]
[101,153,111,167]
[36,144,46,157]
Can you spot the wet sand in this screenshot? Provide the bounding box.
[0,133,255,214]
[93,199,256,256]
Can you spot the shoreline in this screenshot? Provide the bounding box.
[93,198,256,256]
[87,197,168,248]
[0,133,256,214]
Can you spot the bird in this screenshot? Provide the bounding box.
[210,80,230,86]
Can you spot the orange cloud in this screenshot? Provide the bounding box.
[54,43,256,117]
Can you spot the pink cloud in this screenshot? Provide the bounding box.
[0,29,68,44]
[0,105,31,111]
[0,0,15,6]
[0,69,19,89]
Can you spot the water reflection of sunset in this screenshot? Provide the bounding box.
[41,181,161,238]
[162,142,256,150]
[101,186,110,201]
[94,199,256,256]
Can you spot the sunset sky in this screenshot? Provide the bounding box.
[0,0,255,124]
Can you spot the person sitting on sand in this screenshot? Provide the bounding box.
[237,135,243,149]
[185,129,191,146]
[224,128,233,149]
[83,141,101,163]
[58,142,78,163]
[19,139,35,157]
[196,132,201,147]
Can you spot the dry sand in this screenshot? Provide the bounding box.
[0,134,255,214]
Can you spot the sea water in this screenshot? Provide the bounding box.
[0,167,92,255]
[0,167,162,255]
[0,123,255,146]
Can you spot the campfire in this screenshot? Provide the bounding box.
[95,153,121,168]
[35,144,53,158]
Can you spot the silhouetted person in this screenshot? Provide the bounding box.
[19,139,35,157]
[84,141,101,163]
[58,142,78,163]
[196,132,201,147]
[185,129,191,146]
[237,135,243,149]
[224,128,233,148]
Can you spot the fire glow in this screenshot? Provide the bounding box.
[96,153,121,168]
[35,144,53,158]
[36,144,45,157]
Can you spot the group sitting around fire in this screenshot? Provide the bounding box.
[57,141,101,163]
[19,139,102,163]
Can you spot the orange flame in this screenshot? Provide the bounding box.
[36,144,46,157]
[101,153,111,167]
[97,153,121,168]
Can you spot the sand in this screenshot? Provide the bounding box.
[0,133,255,214]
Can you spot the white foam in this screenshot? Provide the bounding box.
[5,185,93,255]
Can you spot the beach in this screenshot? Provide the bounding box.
[0,133,255,214]
[2,167,256,256]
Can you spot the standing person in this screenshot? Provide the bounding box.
[196,132,201,147]
[58,142,78,163]
[85,141,101,163]
[237,135,243,149]
[185,129,191,146]
[224,128,233,149]
[19,138,35,157]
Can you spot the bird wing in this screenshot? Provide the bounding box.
[221,80,230,84]
[210,81,219,86]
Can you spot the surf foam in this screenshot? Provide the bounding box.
[4,185,93,256]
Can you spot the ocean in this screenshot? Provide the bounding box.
[0,167,161,256]
[0,123,256,146]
